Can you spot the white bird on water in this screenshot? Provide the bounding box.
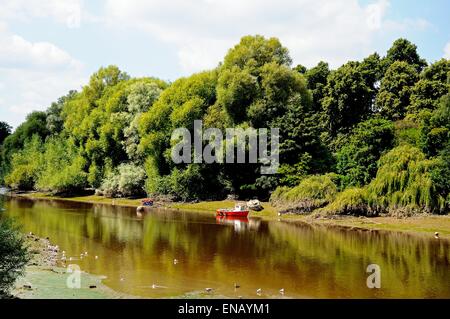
[279,288,285,295]
[173,259,179,265]
[256,288,262,295]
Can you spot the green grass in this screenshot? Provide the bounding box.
[169,200,279,218]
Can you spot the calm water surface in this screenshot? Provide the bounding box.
[1,196,449,298]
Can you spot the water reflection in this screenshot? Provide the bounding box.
[2,196,449,299]
[216,216,262,233]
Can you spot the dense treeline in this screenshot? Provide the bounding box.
[0,35,449,216]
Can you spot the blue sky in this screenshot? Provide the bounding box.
[0,0,449,129]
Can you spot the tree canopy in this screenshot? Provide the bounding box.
[1,35,449,215]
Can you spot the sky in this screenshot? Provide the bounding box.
[0,0,449,129]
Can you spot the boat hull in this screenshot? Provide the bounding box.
[216,209,249,217]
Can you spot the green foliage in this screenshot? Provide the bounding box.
[376,61,418,120]
[420,93,450,156]
[1,111,49,158]
[46,91,77,135]
[409,59,450,113]
[100,163,146,198]
[383,38,427,73]
[394,119,421,147]
[35,137,87,194]
[322,62,373,136]
[336,119,395,188]
[0,218,29,298]
[4,136,43,190]
[367,145,445,214]
[270,174,338,213]
[0,121,12,146]
[2,37,449,216]
[321,188,370,216]
[304,61,330,110]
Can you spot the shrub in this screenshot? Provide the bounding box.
[336,118,395,188]
[320,188,372,216]
[270,174,338,213]
[0,219,29,298]
[366,145,444,213]
[100,163,146,198]
[4,136,43,190]
[36,138,88,194]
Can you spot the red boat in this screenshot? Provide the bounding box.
[216,204,249,218]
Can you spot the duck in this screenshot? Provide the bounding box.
[205,288,213,293]
[234,283,240,289]
[435,232,440,239]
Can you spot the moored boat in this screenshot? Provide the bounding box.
[216,204,249,217]
[141,198,154,207]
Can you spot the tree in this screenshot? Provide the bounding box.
[0,121,12,146]
[304,61,330,111]
[322,62,373,136]
[383,38,427,73]
[4,136,43,190]
[336,119,395,188]
[1,111,49,158]
[0,219,29,298]
[409,59,450,113]
[217,35,297,126]
[376,61,418,120]
[46,90,77,135]
[420,91,450,157]
[123,81,163,163]
[368,145,445,214]
[36,137,87,194]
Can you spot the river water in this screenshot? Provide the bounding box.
[1,196,449,298]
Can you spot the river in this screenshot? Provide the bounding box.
[1,195,449,298]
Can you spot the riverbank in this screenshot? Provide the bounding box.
[7,191,450,239]
[13,233,132,299]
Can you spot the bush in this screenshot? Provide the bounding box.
[320,188,372,216]
[100,163,146,198]
[0,219,29,298]
[366,145,444,214]
[4,136,43,190]
[36,138,88,194]
[270,174,338,213]
[336,118,395,188]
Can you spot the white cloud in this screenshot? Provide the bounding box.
[0,0,83,28]
[445,42,450,59]
[0,31,82,70]
[103,0,429,74]
[1,68,85,115]
[0,26,85,127]
[0,1,86,127]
